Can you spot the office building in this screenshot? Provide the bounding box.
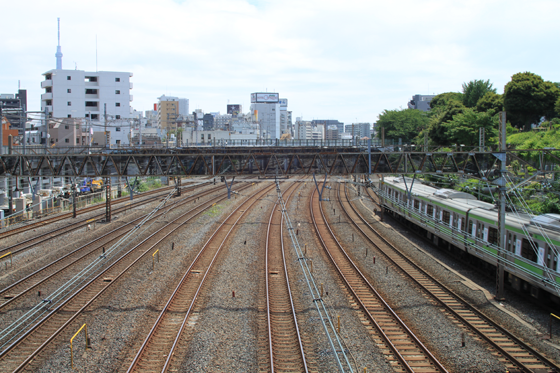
[250,92,281,139]
[312,119,344,137]
[345,123,371,139]
[157,95,189,130]
[408,94,435,111]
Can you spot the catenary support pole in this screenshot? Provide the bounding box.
[495,111,507,300]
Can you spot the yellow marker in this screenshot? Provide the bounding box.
[152,249,160,269]
[70,323,89,369]
[0,252,12,268]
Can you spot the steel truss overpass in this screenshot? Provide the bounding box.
[0,147,558,180]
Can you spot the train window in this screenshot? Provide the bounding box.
[507,233,512,252]
[442,210,450,224]
[414,200,420,210]
[477,223,483,239]
[488,227,498,245]
[521,239,537,262]
[461,217,465,231]
[427,205,433,217]
[469,220,473,236]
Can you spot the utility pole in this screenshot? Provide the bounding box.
[138,118,142,147]
[22,103,27,155]
[104,103,109,148]
[495,112,507,300]
[0,105,3,156]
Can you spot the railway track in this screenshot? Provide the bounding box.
[340,182,560,373]
[0,183,231,318]
[311,183,448,373]
[0,182,253,372]
[263,180,310,372]
[126,181,275,373]
[0,181,208,259]
[0,181,194,240]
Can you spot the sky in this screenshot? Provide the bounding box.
[2,0,559,125]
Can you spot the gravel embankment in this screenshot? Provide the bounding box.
[346,181,560,369]
[324,183,504,372]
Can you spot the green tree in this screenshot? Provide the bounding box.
[429,92,464,110]
[427,100,466,144]
[376,108,429,143]
[462,79,497,108]
[503,72,560,131]
[475,91,503,115]
[441,109,498,146]
[555,96,560,117]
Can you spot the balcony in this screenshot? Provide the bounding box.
[129,82,133,89]
[41,93,53,100]
[41,80,53,88]
[129,95,133,102]
[85,94,99,99]
[84,81,99,87]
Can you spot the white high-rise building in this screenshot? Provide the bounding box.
[250,92,281,139]
[41,70,133,121]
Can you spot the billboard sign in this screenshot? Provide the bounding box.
[278,98,288,107]
[227,104,242,116]
[251,93,279,103]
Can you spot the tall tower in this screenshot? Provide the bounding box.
[55,18,63,69]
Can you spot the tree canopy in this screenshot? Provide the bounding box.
[376,108,429,143]
[503,72,560,131]
[426,99,466,144]
[462,79,496,108]
[475,91,503,115]
[429,92,463,110]
[441,109,498,146]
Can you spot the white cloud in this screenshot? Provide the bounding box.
[1,0,559,124]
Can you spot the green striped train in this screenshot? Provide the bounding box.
[379,177,560,305]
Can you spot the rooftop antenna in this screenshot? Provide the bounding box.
[55,17,63,69]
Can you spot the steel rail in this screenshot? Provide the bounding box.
[0,184,227,312]
[347,184,560,373]
[0,184,253,372]
[265,180,308,373]
[126,181,274,372]
[311,182,448,373]
[0,183,180,240]
[0,183,203,259]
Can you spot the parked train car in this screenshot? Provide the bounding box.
[379,177,560,305]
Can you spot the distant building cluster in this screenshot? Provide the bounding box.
[0,19,387,149]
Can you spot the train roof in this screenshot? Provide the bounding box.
[384,177,556,231]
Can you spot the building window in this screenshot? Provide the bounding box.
[85,101,98,107]
[67,88,71,93]
[115,77,120,82]
[46,74,52,80]
[65,138,69,143]
[65,125,69,129]
[115,90,120,94]
[85,89,98,94]
[67,101,72,106]
[116,115,121,119]
[91,114,99,120]
[67,76,71,80]
[68,115,72,118]
[116,127,121,132]
[116,103,121,107]
[46,100,52,106]
[76,138,80,143]
[208,134,211,140]
[85,76,98,82]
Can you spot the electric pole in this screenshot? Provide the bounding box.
[104,103,109,148]
[495,111,507,300]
